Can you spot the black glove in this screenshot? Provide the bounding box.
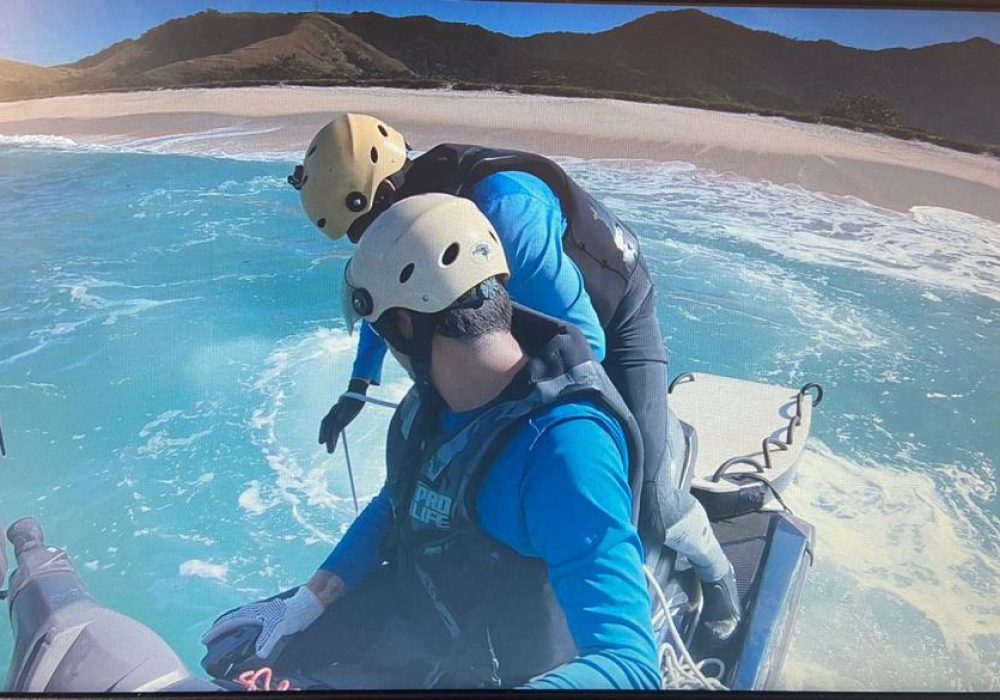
[318,378,368,453]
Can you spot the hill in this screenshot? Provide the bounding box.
[3,9,999,148]
[333,9,1000,147]
[64,11,410,89]
[0,58,68,100]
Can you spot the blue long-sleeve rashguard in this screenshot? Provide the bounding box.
[349,171,606,384]
[320,401,661,690]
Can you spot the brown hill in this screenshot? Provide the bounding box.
[66,11,409,89]
[572,11,1000,147]
[335,9,1000,147]
[333,12,542,84]
[68,11,300,79]
[140,14,411,85]
[3,9,999,148]
[0,59,69,100]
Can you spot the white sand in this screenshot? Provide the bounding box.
[2,86,999,222]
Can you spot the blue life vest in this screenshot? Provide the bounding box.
[383,306,644,687]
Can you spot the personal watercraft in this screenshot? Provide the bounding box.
[1,373,821,691]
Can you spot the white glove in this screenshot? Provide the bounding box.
[201,586,324,659]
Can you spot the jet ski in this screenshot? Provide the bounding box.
[650,373,820,690]
[0,373,821,692]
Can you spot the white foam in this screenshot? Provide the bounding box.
[560,159,1000,304]
[643,234,888,362]
[0,133,81,149]
[56,275,201,327]
[179,559,229,582]
[0,339,55,367]
[104,125,296,162]
[136,406,217,458]
[780,441,1000,689]
[139,410,185,438]
[245,327,412,543]
[237,481,272,516]
[0,129,296,163]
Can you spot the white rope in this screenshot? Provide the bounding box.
[644,566,728,691]
[341,429,359,516]
[336,392,398,517]
[342,391,400,410]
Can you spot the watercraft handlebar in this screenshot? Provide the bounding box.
[7,518,44,557]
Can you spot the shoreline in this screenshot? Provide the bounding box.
[2,86,1000,222]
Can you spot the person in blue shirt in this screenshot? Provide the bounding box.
[286,114,740,641]
[203,195,661,689]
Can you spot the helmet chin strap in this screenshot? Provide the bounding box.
[375,309,440,399]
[407,312,439,400]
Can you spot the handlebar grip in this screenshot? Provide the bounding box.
[8,517,45,556]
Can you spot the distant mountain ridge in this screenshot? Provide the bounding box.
[2,9,999,148]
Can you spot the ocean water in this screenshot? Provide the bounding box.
[0,136,998,691]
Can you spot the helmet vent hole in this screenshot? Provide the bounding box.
[441,243,460,266]
[306,145,317,158]
[399,263,415,284]
[317,218,326,229]
[370,147,379,163]
[378,124,388,137]
[488,229,498,243]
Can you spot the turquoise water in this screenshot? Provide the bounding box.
[1,141,998,690]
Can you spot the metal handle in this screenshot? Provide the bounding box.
[7,517,44,556]
[761,436,788,470]
[667,372,695,394]
[797,383,824,411]
[711,456,765,482]
[785,414,802,445]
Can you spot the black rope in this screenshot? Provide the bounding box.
[735,473,793,515]
[798,382,824,408]
[0,412,6,457]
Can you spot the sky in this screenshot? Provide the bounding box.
[2,0,999,67]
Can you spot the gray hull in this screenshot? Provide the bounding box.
[2,517,217,693]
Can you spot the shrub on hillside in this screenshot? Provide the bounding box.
[821,93,901,127]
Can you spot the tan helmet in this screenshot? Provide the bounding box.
[294,113,407,240]
[342,193,509,331]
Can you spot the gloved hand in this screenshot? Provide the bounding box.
[700,565,741,644]
[318,378,369,453]
[201,586,324,659]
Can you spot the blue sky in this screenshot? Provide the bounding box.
[2,0,999,67]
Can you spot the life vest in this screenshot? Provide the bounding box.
[382,306,644,687]
[399,144,645,329]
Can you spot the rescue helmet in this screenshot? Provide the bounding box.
[290,113,407,240]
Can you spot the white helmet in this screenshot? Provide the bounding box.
[342,193,509,331]
[291,113,408,240]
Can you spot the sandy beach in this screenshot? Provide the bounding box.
[2,85,999,223]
